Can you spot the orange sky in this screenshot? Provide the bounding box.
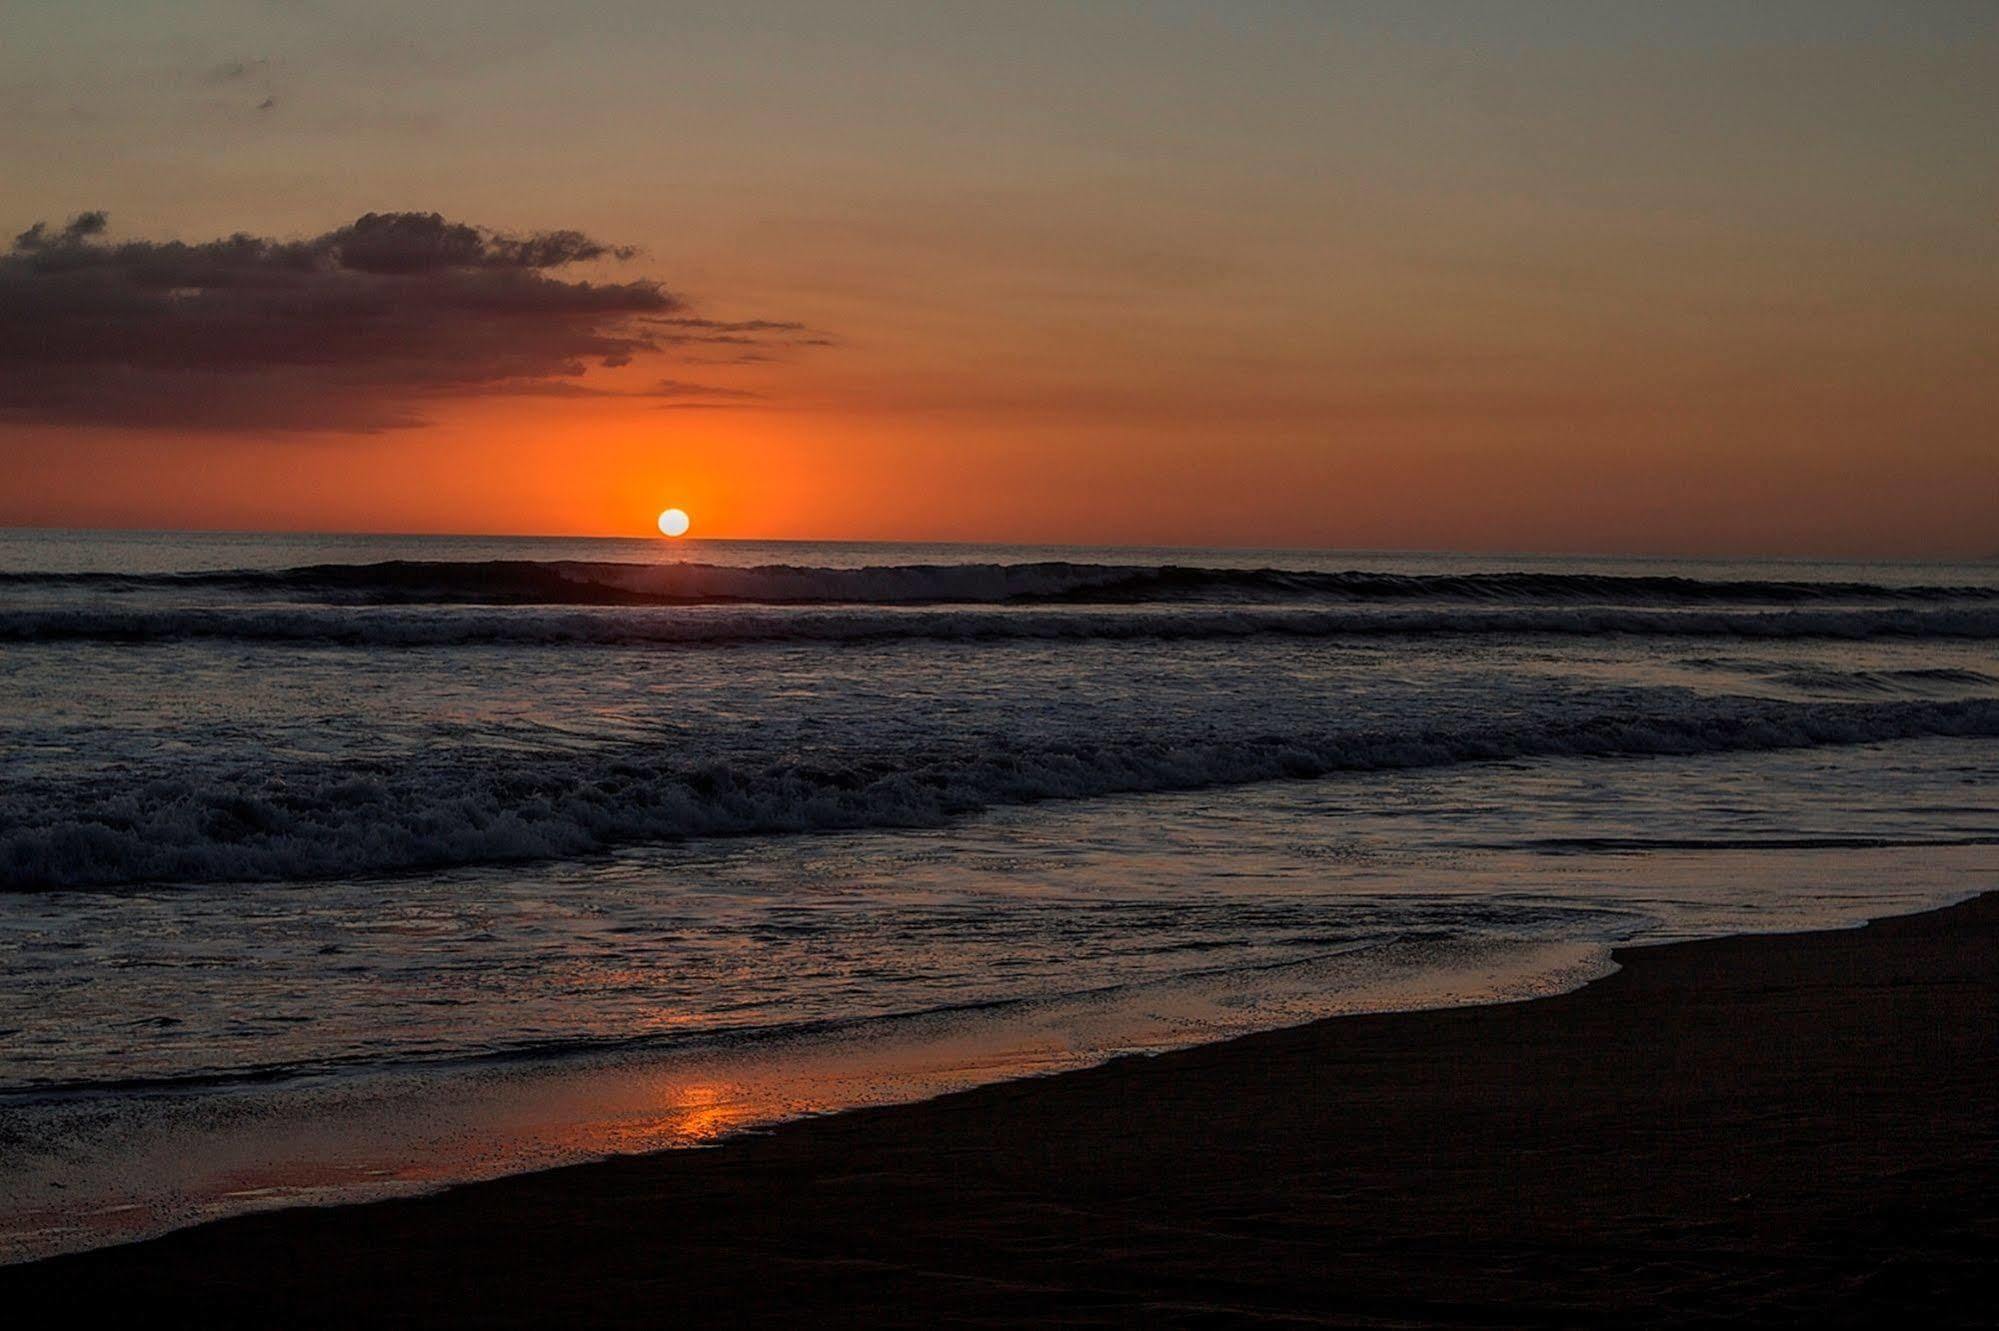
[4,3,1996,557]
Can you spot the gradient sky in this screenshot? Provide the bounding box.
[3,1,1995,555]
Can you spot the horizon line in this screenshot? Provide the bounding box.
[0,523,1990,567]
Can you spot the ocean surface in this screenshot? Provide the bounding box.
[2,529,1995,1261]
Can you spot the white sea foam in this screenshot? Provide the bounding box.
[5,695,1995,889]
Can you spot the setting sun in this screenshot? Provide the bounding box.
[657,508,690,538]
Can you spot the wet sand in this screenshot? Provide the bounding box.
[6,892,1994,1327]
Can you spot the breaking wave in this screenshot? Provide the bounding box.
[5,695,1995,890]
[5,558,1996,607]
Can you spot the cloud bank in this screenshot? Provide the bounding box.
[0,211,792,430]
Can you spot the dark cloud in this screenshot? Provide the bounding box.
[0,211,803,431]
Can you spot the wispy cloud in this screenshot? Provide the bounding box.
[650,316,834,351]
[203,58,269,84]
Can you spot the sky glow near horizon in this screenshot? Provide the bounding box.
[2,1,1995,556]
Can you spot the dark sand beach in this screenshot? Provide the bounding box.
[7,893,1994,1328]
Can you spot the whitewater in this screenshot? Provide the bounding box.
[1,530,1994,1260]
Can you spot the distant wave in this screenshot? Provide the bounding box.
[4,558,1995,608]
[5,603,1998,646]
[5,696,1995,890]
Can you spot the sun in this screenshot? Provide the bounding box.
[656,508,691,538]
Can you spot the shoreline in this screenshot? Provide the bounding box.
[0,931,1620,1264]
[5,890,1994,1326]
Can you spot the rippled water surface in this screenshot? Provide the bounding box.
[1,531,1994,1260]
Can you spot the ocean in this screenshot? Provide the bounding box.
[2,529,1995,1261]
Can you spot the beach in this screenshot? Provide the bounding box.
[7,890,1991,1327]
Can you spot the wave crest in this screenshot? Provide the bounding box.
[6,558,1995,608]
[5,696,1995,890]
